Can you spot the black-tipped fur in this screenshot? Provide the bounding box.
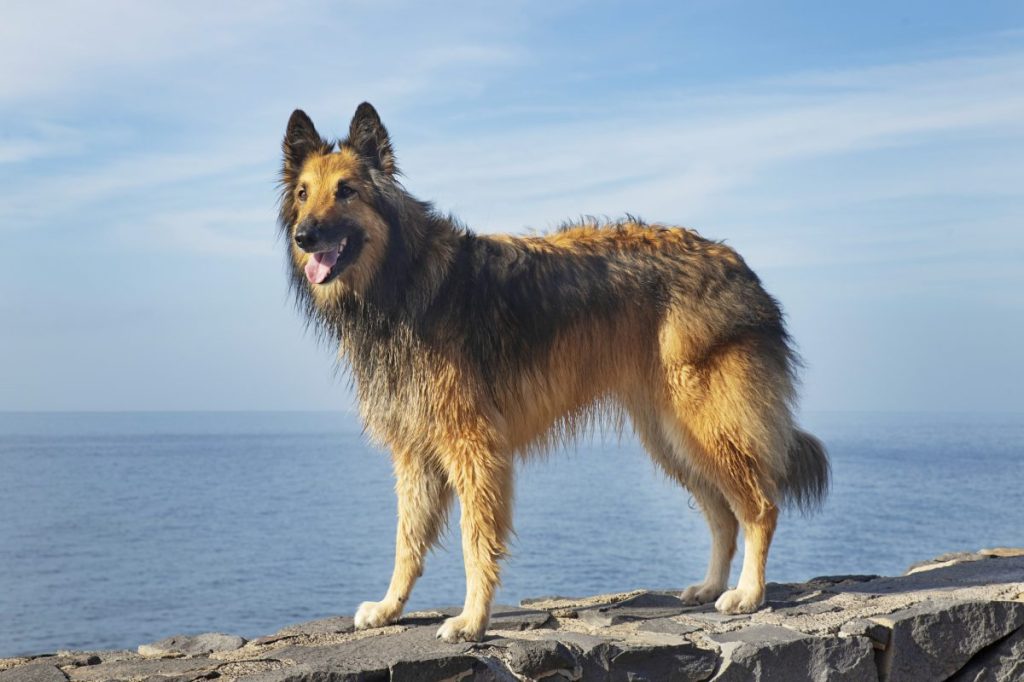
[780,430,831,512]
[277,103,830,637]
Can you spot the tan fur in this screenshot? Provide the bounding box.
[347,228,799,639]
[281,105,828,643]
[289,149,391,302]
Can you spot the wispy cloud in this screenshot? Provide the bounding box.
[115,208,277,257]
[3,5,1022,273]
[0,2,529,257]
[401,46,1024,230]
[3,2,1022,412]
[5,38,1023,267]
[0,1,287,104]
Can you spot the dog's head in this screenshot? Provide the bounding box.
[279,103,396,300]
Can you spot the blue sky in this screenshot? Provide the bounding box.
[1,1,1022,412]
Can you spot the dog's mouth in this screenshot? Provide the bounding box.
[303,233,363,285]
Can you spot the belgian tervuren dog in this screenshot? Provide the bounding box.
[278,103,828,642]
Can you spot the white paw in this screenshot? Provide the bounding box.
[680,581,726,605]
[354,600,400,630]
[435,613,486,643]
[714,587,764,614]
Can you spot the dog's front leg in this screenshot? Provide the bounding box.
[436,448,513,643]
[354,449,452,630]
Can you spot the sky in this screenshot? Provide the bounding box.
[1,0,1022,412]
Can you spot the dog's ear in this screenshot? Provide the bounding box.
[282,109,325,180]
[348,102,396,176]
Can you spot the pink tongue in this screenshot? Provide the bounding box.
[304,249,340,284]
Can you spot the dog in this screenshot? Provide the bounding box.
[278,102,829,643]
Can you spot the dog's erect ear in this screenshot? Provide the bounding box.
[348,102,396,176]
[282,109,325,178]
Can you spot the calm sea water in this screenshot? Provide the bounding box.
[1,411,1021,657]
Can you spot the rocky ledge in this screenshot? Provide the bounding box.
[3,549,1024,682]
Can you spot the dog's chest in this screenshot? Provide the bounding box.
[340,329,437,445]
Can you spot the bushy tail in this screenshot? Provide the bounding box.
[779,430,830,513]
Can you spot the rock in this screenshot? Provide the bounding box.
[4,549,1024,682]
[979,547,1024,559]
[138,632,246,657]
[949,624,1024,682]
[385,605,550,631]
[501,639,578,679]
[807,575,881,586]
[262,624,479,681]
[708,625,877,681]
[903,548,1024,575]
[607,642,718,681]
[842,555,1024,596]
[578,592,691,627]
[839,619,890,649]
[489,606,554,631]
[388,654,486,682]
[66,657,217,682]
[274,616,354,638]
[906,552,990,575]
[0,663,67,682]
[637,617,702,636]
[873,600,1024,682]
[538,632,619,681]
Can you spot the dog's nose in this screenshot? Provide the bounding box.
[294,224,316,251]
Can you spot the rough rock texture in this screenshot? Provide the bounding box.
[2,549,1022,682]
[137,633,247,657]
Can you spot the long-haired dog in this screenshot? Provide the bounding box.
[278,103,829,643]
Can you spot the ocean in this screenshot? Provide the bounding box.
[0,411,1021,657]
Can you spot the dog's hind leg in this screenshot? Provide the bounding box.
[680,482,738,605]
[628,402,738,606]
[354,448,453,630]
[662,340,789,614]
[664,410,779,613]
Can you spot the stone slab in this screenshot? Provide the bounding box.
[949,624,1024,682]
[0,663,68,682]
[138,632,245,657]
[67,657,218,682]
[873,600,1024,682]
[577,592,692,627]
[708,625,877,682]
[4,549,1024,682]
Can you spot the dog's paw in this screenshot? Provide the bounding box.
[354,600,401,630]
[714,587,763,614]
[435,613,486,643]
[680,581,726,605]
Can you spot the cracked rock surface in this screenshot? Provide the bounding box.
[2,549,1022,682]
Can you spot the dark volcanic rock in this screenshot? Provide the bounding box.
[263,625,478,681]
[708,625,877,681]
[578,591,691,627]
[137,632,245,657]
[949,623,1024,682]
[4,550,1023,682]
[274,616,355,638]
[0,663,68,682]
[637,617,702,636]
[500,638,578,679]
[839,618,890,649]
[607,642,718,681]
[874,600,1024,682]
[66,657,218,682]
[489,606,554,631]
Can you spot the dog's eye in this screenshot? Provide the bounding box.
[336,182,356,201]
[297,186,307,202]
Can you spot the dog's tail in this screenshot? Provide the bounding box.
[778,429,830,513]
